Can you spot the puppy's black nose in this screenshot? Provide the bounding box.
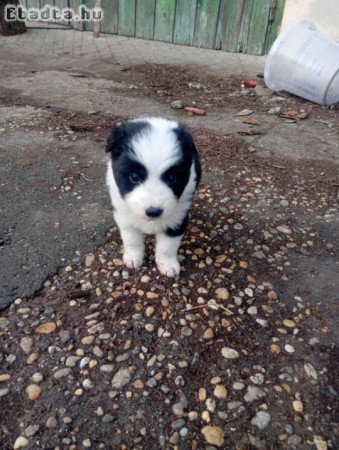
[145,207,163,218]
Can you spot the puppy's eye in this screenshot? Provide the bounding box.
[167,174,177,184]
[129,173,140,184]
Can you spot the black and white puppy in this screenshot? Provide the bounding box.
[105,117,201,276]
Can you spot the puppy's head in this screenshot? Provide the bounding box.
[106,118,201,221]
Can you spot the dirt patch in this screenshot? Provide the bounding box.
[132,64,339,118]
[1,175,338,448]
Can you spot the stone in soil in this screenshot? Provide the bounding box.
[201,425,224,447]
[26,384,42,400]
[172,391,188,416]
[13,437,29,449]
[35,322,56,334]
[46,416,57,428]
[251,411,271,429]
[244,386,266,402]
[20,336,33,354]
[215,288,229,300]
[213,385,227,399]
[111,368,130,389]
[221,347,240,359]
[53,368,71,379]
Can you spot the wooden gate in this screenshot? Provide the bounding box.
[79,0,285,55]
[24,0,286,55]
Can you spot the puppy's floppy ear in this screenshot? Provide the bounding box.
[105,123,126,157]
[174,125,202,186]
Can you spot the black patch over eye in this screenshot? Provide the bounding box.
[162,165,190,198]
[113,156,147,197]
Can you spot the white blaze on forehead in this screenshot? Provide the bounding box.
[130,118,181,173]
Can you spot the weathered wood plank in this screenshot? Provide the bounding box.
[265,0,286,53]
[237,0,254,53]
[173,0,197,46]
[193,0,221,49]
[218,0,245,52]
[100,0,118,34]
[135,0,155,40]
[54,0,71,26]
[245,0,271,55]
[154,0,176,43]
[215,0,226,49]
[69,0,84,31]
[84,0,95,32]
[118,0,136,37]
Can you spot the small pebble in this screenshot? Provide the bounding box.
[35,322,56,334]
[284,344,295,354]
[46,416,57,428]
[314,435,328,450]
[145,323,154,332]
[213,385,227,399]
[24,425,39,437]
[221,347,240,359]
[271,343,281,353]
[0,374,11,382]
[304,363,317,380]
[20,337,33,354]
[283,319,296,328]
[111,368,130,389]
[206,397,216,412]
[54,368,71,379]
[233,382,245,390]
[276,225,291,235]
[247,306,257,315]
[13,437,29,449]
[145,306,154,317]
[244,386,266,402]
[292,400,303,413]
[171,100,183,109]
[203,328,214,339]
[82,335,95,345]
[26,384,42,400]
[201,426,224,447]
[0,388,10,397]
[244,288,253,297]
[251,411,271,429]
[100,364,114,372]
[267,291,277,300]
[250,373,264,385]
[198,387,207,401]
[188,411,198,421]
[215,288,229,300]
[31,372,43,383]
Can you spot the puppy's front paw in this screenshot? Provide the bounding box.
[123,252,144,269]
[156,258,180,277]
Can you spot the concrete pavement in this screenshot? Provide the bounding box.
[0,24,264,76]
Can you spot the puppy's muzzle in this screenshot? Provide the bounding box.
[145,207,163,218]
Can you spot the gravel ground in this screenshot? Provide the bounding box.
[1,153,338,448]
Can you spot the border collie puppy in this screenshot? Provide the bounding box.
[106,117,201,277]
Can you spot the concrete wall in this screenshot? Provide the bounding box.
[281,0,339,42]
